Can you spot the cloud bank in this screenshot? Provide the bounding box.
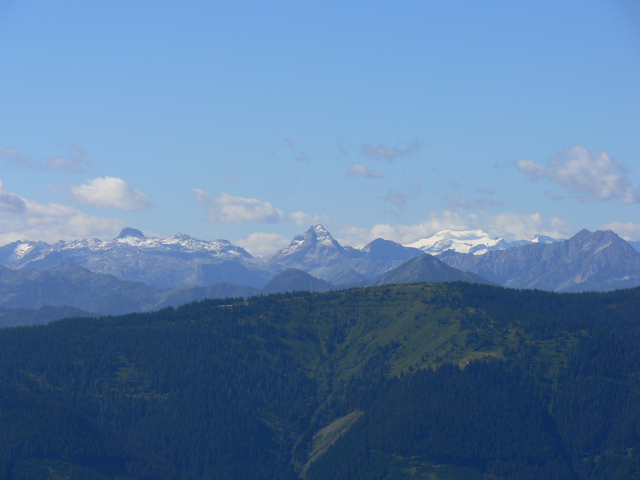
[0,181,125,245]
[332,211,573,248]
[516,145,640,204]
[235,232,291,256]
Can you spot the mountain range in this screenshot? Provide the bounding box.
[0,225,426,289]
[437,229,640,292]
[0,225,639,323]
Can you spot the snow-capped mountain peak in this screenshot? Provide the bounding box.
[14,241,40,259]
[166,232,193,244]
[530,234,559,244]
[0,240,51,267]
[277,225,342,257]
[405,229,508,255]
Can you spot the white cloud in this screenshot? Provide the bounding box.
[0,188,28,213]
[235,232,291,256]
[63,176,151,210]
[0,181,125,245]
[516,145,640,204]
[600,221,640,241]
[287,211,329,227]
[192,190,287,224]
[192,189,324,227]
[347,163,383,178]
[191,187,210,205]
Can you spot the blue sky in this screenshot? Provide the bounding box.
[1,1,639,255]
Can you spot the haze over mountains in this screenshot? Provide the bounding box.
[1,225,639,323]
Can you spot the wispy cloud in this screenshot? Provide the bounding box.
[56,177,152,210]
[0,181,126,244]
[515,145,640,204]
[0,144,92,173]
[347,163,383,178]
[284,138,309,162]
[377,183,423,209]
[45,144,92,172]
[0,146,37,169]
[377,192,408,208]
[361,138,420,161]
[221,172,239,183]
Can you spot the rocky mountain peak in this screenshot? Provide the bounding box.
[278,225,341,256]
[303,224,333,244]
[116,228,146,240]
[360,238,423,262]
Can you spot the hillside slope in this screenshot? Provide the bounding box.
[0,283,638,479]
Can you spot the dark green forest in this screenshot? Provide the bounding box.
[0,282,639,479]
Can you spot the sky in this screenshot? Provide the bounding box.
[1,1,639,255]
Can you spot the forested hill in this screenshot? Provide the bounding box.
[0,282,639,479]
